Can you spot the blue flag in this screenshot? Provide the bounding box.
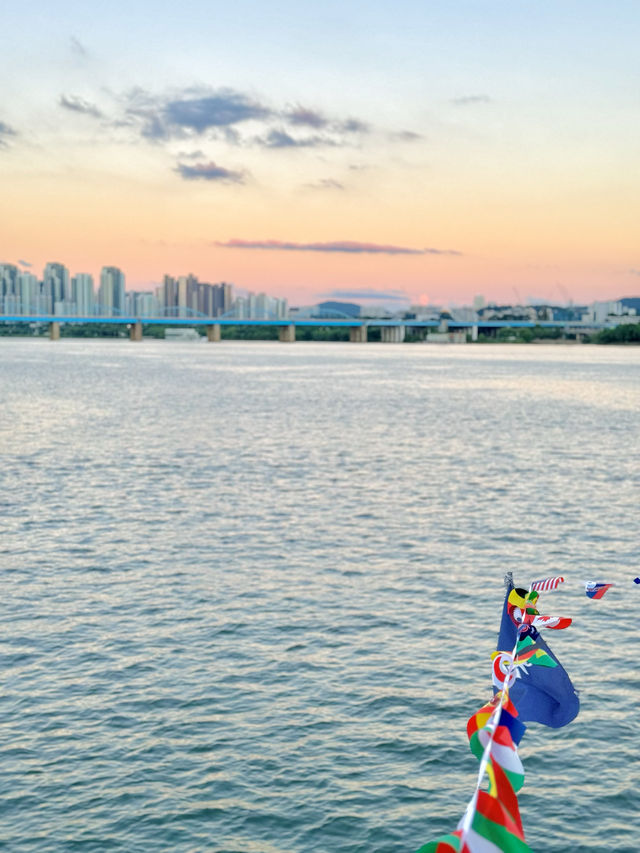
[496,580,579,728]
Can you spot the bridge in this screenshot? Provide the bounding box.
[0,314,608,343]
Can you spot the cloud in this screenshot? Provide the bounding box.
[318,288,409,302]
[216,239,438,255]
[286,105,329,129]
[59,94,103,118]
[284,106,369,135]
[175,160,245,182]
[424,247,463,256]
[126,88,272,140]
[165,92,270,131]
[305,178,345,190]
[259,129,332,149]
[629,269,640,276]
[70,36,88,57]
[177,149,206,159]
[18,259,32,267]
[451,94,492,106]
[338,118,369,134]
[116,86,375,153]
[391,130,423,142]
[0,121,16,147]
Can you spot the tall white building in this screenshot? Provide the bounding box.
[98,266,125,316]
[17,272,40,314]
[72,274,95,316]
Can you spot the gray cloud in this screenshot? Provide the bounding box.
[165,92,270,131]
[284,106,369,136]
[59,94,103,118]
[318,288,409,302]
[630,269,640,276]
[176,160,245,182]
[126,88,272,141]
[118,86,374,154]
[216,239,436,255]
[259,129,333,149]
[18,259,32,267]
[339,118,369,134]
[451,94,492,106]
[286,105,329,129]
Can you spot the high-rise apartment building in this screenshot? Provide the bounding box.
[44,262,71,313]
[159,273,233,318]
[72,273,95,316]
[98,266,125,316]
[0,264,20,313]
[17,272,41,314]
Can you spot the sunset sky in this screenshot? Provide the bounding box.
[2,1,639,308]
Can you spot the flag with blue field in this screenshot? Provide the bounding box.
[496,580,579,728]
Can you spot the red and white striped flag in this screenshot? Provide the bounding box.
[529,576,565,592]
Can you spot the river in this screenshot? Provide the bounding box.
[1,339,638,851]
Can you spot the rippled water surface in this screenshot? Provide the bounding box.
[2,339,639,852]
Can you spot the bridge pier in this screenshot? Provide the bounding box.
[349,325,368,343]
[206,323,221,342]
[49,321,60,341]
[278,324,296,343]
[129,320,143,342]
[380,325,406,343]
[471,325,478,341]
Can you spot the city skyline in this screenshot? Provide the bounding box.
[3,260,639,326]
[2,2,639,306]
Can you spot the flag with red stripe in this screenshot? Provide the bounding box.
[529,576,564,592]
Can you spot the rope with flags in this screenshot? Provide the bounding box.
[414,569,638,849]
[415,574,580,852]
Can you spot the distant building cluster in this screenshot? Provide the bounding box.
[0,262,638,326]
[0,262,287,320]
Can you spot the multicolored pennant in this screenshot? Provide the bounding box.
[584,582,614,599]
[416,831,463,852]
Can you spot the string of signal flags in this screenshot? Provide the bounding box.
[415,572,631,853]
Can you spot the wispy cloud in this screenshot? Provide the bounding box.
[629,269,640,276]
[18,259,32,267]
[285,105,329,129]
[0,120,16,147]
[177,149,206,159]
[176,161,245,182]
[318,288,409,302]
[305,178,345,190]
[451,94,492,106]
[59,94,103,118]
[424,246,463,256]
[339,118,369,134]
[215,239,453,255]
[284,105,369,136]
[390,129,423,141]
[70,36,88,58]
[258,129,333,149]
